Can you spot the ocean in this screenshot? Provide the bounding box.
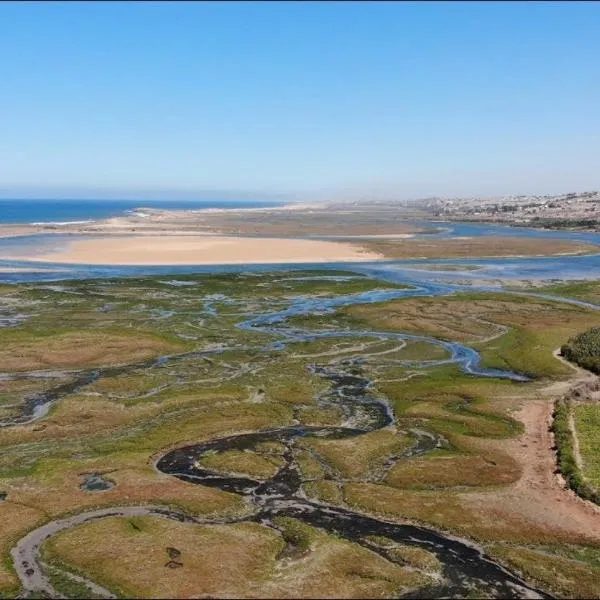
[0,199,282,225]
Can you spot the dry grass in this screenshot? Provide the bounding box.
[4,273,600,597]
[44,515,430,599]
[390,341,449,361]
[296,406,343,427]
[385,451,520,489]
[342,483,594,546]
[301,429,410,479]
[296,451,327,480]
[0,400,294,527]
[366,536,441,572]
[0,330,182,372]
[348,298,502,343]
[199,448,284,479]
[360,236,598,259]
[2,462,246,521]
[303,479,344,504]
[236,360,329,406]
[0,386,282,451]
[202,212,425,237]
[347,295,590,344]
[84,373,177,399]
[260,518,430,598]
[0,396,167,448]
[486,544,600,598]
[44,517,283,599]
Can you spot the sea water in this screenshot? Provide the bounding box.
[0,199,282,225]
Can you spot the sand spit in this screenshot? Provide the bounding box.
[7,235,382,266]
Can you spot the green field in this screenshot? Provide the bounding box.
[574,404,600,491]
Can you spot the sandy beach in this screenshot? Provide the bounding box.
[6,235,382,266]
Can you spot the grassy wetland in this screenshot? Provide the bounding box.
[2,269,600,598]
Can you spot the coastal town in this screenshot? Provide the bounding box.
[418,190,600,229]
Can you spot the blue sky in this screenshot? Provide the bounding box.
[0,1,598,200]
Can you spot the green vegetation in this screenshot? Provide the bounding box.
[552,399,600,504]
[573,404,600,491]
[561,327,600,374]
[344,291,600,378]
[42,561,109,600]
[530,217,600,229]
[273,517,315,553]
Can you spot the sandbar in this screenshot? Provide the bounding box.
[7,235,383,266]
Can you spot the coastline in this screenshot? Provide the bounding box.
[1,202,599,268]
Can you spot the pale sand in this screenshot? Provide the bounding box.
[0,225,46,238]
[7,235,383,266]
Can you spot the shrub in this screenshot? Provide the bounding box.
[561,327,600,375]
[552,398,600,505]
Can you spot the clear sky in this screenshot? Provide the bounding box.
[0,1,599,200]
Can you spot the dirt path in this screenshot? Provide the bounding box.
[465,349,600,543]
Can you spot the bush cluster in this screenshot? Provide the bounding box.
[552,398,600,505]
[561,327,600,374]
[531,217,599,228]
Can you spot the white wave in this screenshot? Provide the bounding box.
[29,220,95,226]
